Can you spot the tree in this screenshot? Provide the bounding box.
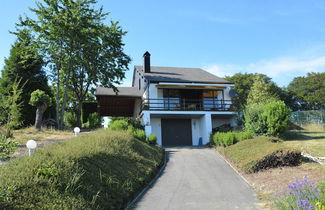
[20,0,130,128]
[287,72,325,110]
[226,73,273,109]
[247,75,279,105]
[0,29,51,126]
[29,90,51,131]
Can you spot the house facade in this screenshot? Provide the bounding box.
[96,52,237,146]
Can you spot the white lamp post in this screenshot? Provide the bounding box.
[26,140,37,156]
[104,124,108,129]
[74,127,80,136]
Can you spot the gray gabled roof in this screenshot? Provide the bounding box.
[134,65,232,84]
[95,87,142,97]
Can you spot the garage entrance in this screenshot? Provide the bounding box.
[161,119,192,146]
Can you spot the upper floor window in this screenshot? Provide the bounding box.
[139,78,141,90]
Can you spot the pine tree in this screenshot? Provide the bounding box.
[0,29,51,126]
[247,75,279,105]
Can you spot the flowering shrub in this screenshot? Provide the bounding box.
[273,176,324,210]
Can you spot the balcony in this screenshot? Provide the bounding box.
[141,98,234,112]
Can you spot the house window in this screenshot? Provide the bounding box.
[139,78,141,90]
[203,90,223,110]
[163,89,180,109]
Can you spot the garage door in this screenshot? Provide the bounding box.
[161,119,192,146]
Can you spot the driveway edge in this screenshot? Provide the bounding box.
[214,149,254,188]
[125,150,167,210]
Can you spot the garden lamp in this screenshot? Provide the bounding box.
[26,140,37,156]
[74,127,80,136]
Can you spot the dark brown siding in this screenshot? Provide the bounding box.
[97,96,136,117]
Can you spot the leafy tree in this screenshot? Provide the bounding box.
[247,75,279,105]
[0,29,51,126]
[287,72,325,110]
[29,90,51,131]
[20,0,130,128]
[226,73,273,109]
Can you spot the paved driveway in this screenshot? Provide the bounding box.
[130,147,260,210]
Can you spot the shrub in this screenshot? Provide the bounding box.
[0,129,164,209]
[110,117,144,130]
[245,100,291,136]
[212,131,253,147]
[64,112,77,128]
[147,134,157,145]
[109,119,128,130]
[133,129,146,141]
[273,177,323,209]
[0,135,18,160]
[83,112,100,128]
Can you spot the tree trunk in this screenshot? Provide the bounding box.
[35,104,48,131]
[55,67,61,129]
[76,100,82,128]
[59,76,69,129]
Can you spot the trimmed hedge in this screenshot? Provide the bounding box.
[212,131,253,147]
[0,129,164,209]
[147,134,157,145]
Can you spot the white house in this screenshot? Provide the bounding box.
[95,52,237,146]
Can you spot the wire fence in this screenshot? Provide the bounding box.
[290,110,325,127]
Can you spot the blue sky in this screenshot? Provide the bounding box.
[1,0,325,87]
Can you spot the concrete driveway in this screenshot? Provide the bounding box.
[130,147,260,210]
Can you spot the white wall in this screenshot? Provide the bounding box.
[151,118,162,145]
[191,118,200,145]
[133,98,142,118]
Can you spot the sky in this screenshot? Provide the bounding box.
[1,0,325,87]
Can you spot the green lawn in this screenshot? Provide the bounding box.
[0,129,164,209]
[283,130,325,157]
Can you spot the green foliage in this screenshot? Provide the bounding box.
[20,0,131,127]
[147,134,157,145]
[82,112,100,129]
[245,101,291,136]
[217,136,302,173]
[29,90,50,107]
[288,72,325,110]
[0,29,51,126]
[64,112,77,128]
[109,119,129,131]
[226,73,273,109]
[133,129,146,141]
[111,117,144,130]
[0,135,18,160]
[212,131,253,147]
[5,78,25,129]
[247,75,279,105]
[0,129,164,209]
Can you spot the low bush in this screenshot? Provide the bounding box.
[110,117,144,130]
[0,135,17,160]
[273,177,324,209]
[217,136,302,173]
[0,129,164,209]
[83,112,101,129]
[212,131,253,147]
[109,119,128,130]
[212,124,233,133]
[133,129,146,141]
[147,134,157,145]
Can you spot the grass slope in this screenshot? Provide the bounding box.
[217,136,301,173]
[0,129,164,209]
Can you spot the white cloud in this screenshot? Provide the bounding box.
[204,56,325,86]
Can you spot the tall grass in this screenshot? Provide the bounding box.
[0,129,164,209]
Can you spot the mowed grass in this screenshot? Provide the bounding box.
[283,130,325,157]
[11,126,73,144]
[217,136,300,173]
[0,129,164,209]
